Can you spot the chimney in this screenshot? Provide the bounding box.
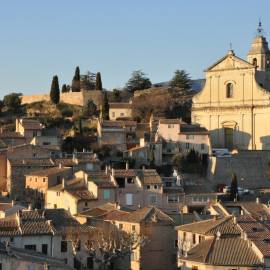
[11,200,14,206]
[105,165,108,175]
[112,168,115,177]
[5,241,11,255]
[142,165,145,171]
[22,159,25,165]
[126,162,129,170]
[256,197,260,204]
[28,204,32,210]
[233,215,237,224]
[62,178,65,189]
[59,163,62,169]
[216,230,221,240]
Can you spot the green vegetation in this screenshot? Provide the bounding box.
[230,173,238,201]
[3,93,22,113]
[172,149,205,174]
[81,71,96,90]
[83,99,97,117]
[72,66,81,92]
[170,69,191,91]
[50,75,60,104]
[96,72,103,90]
[125,70,152,93]
[61,84,69,93]
[103,92,109,120]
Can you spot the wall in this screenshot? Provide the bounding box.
[21,90,104,107]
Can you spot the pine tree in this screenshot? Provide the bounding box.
[103,92,109,120]
[61,84,68,93]
[50,75,60,104]
[72,66,81,92]
[170,70,191,91]
[96,72,103,90]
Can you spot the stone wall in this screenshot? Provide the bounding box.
[21,90,103,107]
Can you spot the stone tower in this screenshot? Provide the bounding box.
[247,21,270,71]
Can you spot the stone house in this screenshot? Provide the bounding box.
[45,171,117,215]
[15,118,43,140]
[30,135,62,150]
[110,168,163,210]
[156,119,211,158]
[109,102,132,120]
[0,242,70,270]
[102,206,177,270]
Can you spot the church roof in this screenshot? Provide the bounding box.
[205,50,254,72]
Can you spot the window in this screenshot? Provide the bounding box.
[57,176,61,184]
[25,245,36,251]
[103,190,110,200]
[43,178,46,183]
[193,234,196,244]
[168,195,179,203]
[56,192,60,196]
[85,202,88,207]
[253,58,257,67]
[174,239,178,248]
[146,185,150,189]
[132,225,136,231]
[42,244,48,255]
[54,204,57,208]
[35,178,38,182]
[120,112,124,116]
[127,178,134,184]
[126,193,133,205]
[226,83,233,98]
[186,135,194,140]
[61,240,67,252]
[201,144,205,150]
[186,143,190,149]
[119,223,123,230]
[87,257,94,269]
[154,185,158,189]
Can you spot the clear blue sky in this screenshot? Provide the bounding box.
[0,0,270,97]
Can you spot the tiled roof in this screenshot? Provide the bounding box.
[20,221,56,235]
[102,120,137,128]
[25,167,71,177]
[112,206,174,224]
[112,169,162,184]
[177,216,241,236]
[180,124,208,134]
[66,188,97,201]
[0,131,24,139]
[90,178,117,188]
[20,119,42,130]
[8,158,54,167]
[159,119,182,125]
[79,203,118,217]
[109,102,132,109]
[182,237,262,266]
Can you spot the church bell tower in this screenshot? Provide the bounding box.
[247,21,270,71]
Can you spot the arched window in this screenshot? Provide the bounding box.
[226,83,233,98]
[253,58,257,67]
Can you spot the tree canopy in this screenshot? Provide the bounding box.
[83,99,97,117]
[81,71,96,90]
[125,70,152,93]
[95,72,103,90]
[170,69,191,91]
[102,92,109,120]
[61,84,68,93]
[3,93,22,113]
[50,75,60,104]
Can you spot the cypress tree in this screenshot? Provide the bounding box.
[61,84,68,93]
[50,75,60,104]
[96,72,103,90]
[103,92,109,120]
[230,172,238,201]
[72,66,81,92]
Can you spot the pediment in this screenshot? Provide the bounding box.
[206,52,254,72]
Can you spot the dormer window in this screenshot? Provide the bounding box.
[226,83,233,98]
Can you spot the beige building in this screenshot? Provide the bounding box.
[192,23,270,150]
[103,206,177,270]
[109,102,132,120]
[15,118,43,139]
[156,119,211,156]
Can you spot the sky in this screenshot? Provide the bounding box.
[1,0,270,98]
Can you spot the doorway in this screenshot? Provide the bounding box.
[224,128,233,149]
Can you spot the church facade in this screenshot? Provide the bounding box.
[192,23,270,150]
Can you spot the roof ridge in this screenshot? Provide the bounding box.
[204,237,216,263]
[206,216,232,234]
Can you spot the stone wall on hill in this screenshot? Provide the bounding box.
[21,90,103,107]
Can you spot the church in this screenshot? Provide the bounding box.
[192,22,270,150]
